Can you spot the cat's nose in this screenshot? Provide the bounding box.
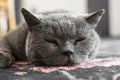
[62,51,74,57]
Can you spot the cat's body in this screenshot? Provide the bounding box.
[0,9,104,67]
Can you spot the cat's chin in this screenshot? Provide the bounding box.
[43,59,78,66]
[33,56,84,66]
[44,61,67,66]
[33,59,80,66]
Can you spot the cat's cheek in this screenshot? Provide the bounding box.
[48,44,58,50]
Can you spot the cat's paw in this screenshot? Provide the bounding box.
[0,53,14,68]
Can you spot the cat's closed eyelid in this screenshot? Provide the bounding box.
[45,39,58,45]
[74,37,86,45]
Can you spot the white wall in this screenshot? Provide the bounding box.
[109,0,120,37]
[21,0,87,13]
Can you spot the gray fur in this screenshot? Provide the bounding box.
[0,8,105,67]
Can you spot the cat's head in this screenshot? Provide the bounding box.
[21,8,105,66]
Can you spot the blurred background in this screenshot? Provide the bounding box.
[0,0,120,38]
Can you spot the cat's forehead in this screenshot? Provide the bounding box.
[35,10,87,29]
[41,15,88,39]
[36,10,84,21]
[39,12,86,28]
[35,10,89,39]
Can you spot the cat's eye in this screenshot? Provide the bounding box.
[74,37,85,44]
[45,39,58,45]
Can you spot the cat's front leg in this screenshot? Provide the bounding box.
[0,39,15,68]
[0,52,15,67]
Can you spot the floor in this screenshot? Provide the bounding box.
[0,38,120,80]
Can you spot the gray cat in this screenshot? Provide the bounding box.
[0,8,105,67]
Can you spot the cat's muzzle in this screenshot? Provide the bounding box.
[62,51,75,65]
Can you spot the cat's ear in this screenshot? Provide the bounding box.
[84,9,105,26]
[21,8,40,30]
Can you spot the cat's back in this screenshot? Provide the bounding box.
[34,9,83,19]
[4,22,29,60]
[35,9,71,15]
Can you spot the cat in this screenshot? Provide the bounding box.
[0,8,105,67]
